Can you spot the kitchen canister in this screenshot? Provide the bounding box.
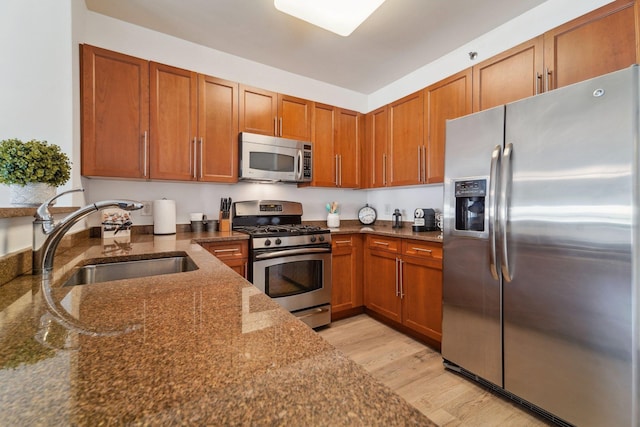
[153,199,176,235]
[327,213,340,228]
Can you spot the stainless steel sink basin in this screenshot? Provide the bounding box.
[63,254,199,286]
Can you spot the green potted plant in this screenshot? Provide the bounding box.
[0,138,71,206]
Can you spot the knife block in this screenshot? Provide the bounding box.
[218,212,231,232]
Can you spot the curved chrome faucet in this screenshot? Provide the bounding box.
[32,188,144,274]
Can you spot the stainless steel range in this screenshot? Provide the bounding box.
[232,200,332,328]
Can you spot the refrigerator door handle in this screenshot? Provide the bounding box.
[499,142,514,282]
[488,144,502,280]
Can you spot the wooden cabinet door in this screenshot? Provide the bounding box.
[279,94,312,141]
[388,91,424,186]
[311,103,336,187]
[544,0,639,90]
[200,240,248,279]
[331,235,363,315]
[335,108,360,188]
[198,75,238,183]
[81,45,149,178]
[365,249,401,323]
[239,85,277,136]
[149,62,198,180]
[425,69,472,183]
[402,240,443,343]
[472,37,544,112]
[365,106,389,188]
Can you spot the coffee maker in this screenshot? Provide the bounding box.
[413,208,436,232]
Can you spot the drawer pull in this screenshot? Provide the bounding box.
[412,247,432,253]
[373,241,389,246]
[335,240,351,244]
[213,248,239,253]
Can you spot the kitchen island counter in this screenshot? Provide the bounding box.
[0,233,433,426]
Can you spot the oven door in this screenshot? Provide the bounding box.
[252,247,331,313]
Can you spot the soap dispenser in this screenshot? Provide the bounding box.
[392,209,402,228]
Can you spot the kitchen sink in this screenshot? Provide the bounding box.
[63,254,199,286]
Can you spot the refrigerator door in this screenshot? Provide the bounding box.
[502,66,637,426]
[442,106,504,386]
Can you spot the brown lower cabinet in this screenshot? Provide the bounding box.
[200,240,248,278]
[330,234,364,320]
[363,235,442,347]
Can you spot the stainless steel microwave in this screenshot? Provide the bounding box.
[239,132,312,183]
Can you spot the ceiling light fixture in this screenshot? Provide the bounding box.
[274,0,386,37]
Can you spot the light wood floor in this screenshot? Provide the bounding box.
[318,314,553,427]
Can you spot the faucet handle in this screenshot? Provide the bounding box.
[35,187,85,221]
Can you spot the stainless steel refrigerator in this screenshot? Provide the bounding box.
[442,66,639,427]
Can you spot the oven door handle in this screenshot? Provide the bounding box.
[255,247,331,260]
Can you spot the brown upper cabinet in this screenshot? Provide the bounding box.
[543,0,639,91]
[473,37,544,112]
[311,104,361,188]
[81,45,149,179]
[474,0,639,111]
[388,90,425,187]
[364,106,388,188]
[424,68,472,183]
[149,62,239,182]
[239,85,313,141]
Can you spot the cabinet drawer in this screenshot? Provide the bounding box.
[367,235,400,253]
[402,240,442,260]
[202,241,248,260]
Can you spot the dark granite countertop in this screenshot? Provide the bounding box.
[0,232,434,426]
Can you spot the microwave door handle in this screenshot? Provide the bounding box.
[296,150,303,181]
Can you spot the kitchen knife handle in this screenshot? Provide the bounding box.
[499,143,513,282]
[488,144,501,280]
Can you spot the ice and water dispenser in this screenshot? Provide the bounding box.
[453,179,487,236]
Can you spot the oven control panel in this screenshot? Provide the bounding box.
[252,233,331,250]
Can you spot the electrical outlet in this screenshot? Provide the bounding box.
[384,204,391,215]
[141,201,153,216]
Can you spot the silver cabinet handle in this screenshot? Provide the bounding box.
[395,257,400,297]
[399,258,404,298]
[335,155,339,186]
[488,144,502,280]
[411,247,432,253]
[339,155,343,186]
[417,146,422,182]
[545,67,552,92]
[191,137,197,179]
[382,153,387,186]
[536,73,542,95]
[199,137,204,178]
[499,143,513,282]
[279,117,283,137]
[274,117,277,136]
[213,248,239,254]
[143,131,148,177]
[334,240,351,244]
[373,241,389,246]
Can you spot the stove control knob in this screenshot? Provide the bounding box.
[319,236,325,242]
[310,236,317,243]
[264,239,271,247]
[275,238,282,245]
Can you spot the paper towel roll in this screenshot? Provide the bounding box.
[153,199,176,235]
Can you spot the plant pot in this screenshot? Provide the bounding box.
[9,183,56,207]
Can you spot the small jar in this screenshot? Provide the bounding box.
[327,213,340,228]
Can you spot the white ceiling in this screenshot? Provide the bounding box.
[84,0,548,94]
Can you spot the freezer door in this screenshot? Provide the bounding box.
[502,66,637,427]
[442,106,504,387]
